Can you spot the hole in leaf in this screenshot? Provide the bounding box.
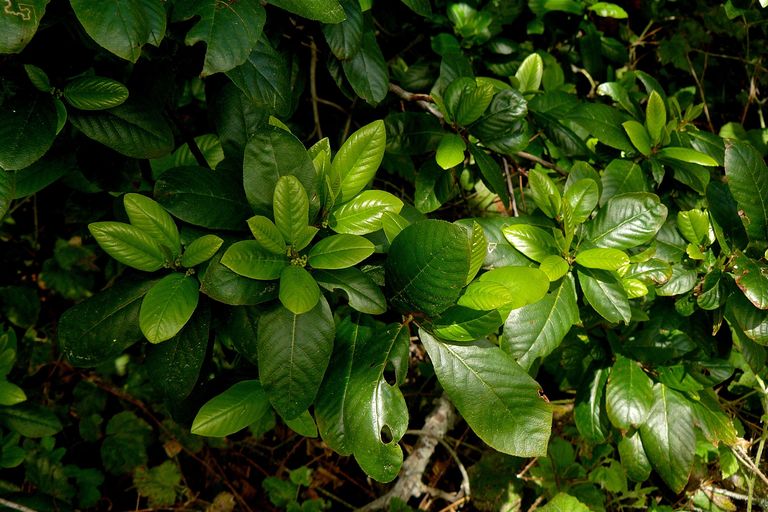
[383,361,397,386]
[380,424,393,444]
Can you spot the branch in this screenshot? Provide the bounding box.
[389,83,444,120]
[514,151,568,176]
[0,498,38,512]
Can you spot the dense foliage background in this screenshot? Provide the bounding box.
[2,0,768,510]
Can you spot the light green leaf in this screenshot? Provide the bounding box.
[257,298,335,420]
[381,211,410,244]
[139,273,199,343]
[575,248,629,271]
[465,221,487,284]
[655,265,697,296]
[387,220,470,317]
[332,120,387,203]
[342,31,389,105]
[515,53,543,93]
[583,193,667,250]
[539,493,590,512]
[284,410,317,437]
[279,266,320,314]
[502,274,579,370]
[577,267,631,324]
[273,176,309,248]
[724,141,768,242]
[308,234,374,270]
[191,380,270,437]
[435,134,466,170]
[0,0,50,54]
[247,216,285,255]
[502,224,559,262]
[267,0,345,22]
[588,2,627,17]
[181,235,223,268]
[564,178,599,227]
[657,147,719,167]
[63,76,129,110]
[622,120,652,156]
[173,0,265,76]
[677,209,714,246]
[539,255,569,281]
[314,268,386,314]
[645,91,666,145]
[221,240,288,280]
[0,94,57,171]
[70,0,166,62]
[477,266,549,308]
[329,190,404,235]
[639,384,695,493]
[458,281,516,311]
[421,330,552,457]
[124,193,180,257]
[528,168,561,219]
[89,221,167,271]
[606,356,654,430]
[0,381,26,406]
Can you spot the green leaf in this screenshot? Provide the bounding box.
[63,76,129,110]
[0,94,57,171]
[174,0,266,76]
[657,147,719,167]
[639,384,695,493]
[191,380,270,437]
[308,234,374,270]
[583,193,667,250]
[70,0,166,62]
[139,273,199,343]
[257,298,335,420]
[458,281,516,310]
[0,171,14,221]
[606,356,654,430]
[284,410,317,437]
[574,367,609,443]
[565,103,633,152]
[435,134,466,170]
[247,216,286,254]
[123,193,180,257]
[421,330,552,457]
[577,267,631,324]
[329,190,404,235]
[469,144,510,208]
[89,222,167,271]
[622,120,652,156]
[59,279,157,366]
[502,224,558,262]
[645,90,666,145]
[465,221,487,284]
[563,178,599,227]
[588,2,628,18]
[575,248,629,271]
[0,0,50,54]
[502,274,579,369]
[145,306,209,400]
[724,141,768,242]
[401,0,431,16]
[476,266,549,308]
[539,493,590,512]
[23,65,50,92]
[387,220,470,317]
[431,306,504,341]
[539,255,569,281]
[444,77,495,126]
[600,159,648,206]
[155,166,250,231]
[69,101,174,159]
[200,250,278,306]
[332,120,387,203]
[619,431,652,482]
[677,209,713,246]
[732,254,768,310]
[469,89,530,154]
[180,235,223,268]
[225,39,291,117]
[267,0,345,22]
[133,461,181,507]
[314,268,386,314]
[655,265,697,296]
[381,211,411,244]
[322,0,363,60]
[221,240,288,280]
[515,53,543,93]
[342,31,389,105]
[0,404,61,438]
[279,266,320,314]
[243,126,317,216]
[528,168,561,219]
[0,382,25,406]
[273,175,309,248]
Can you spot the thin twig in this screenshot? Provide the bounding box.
[388,83,444,120]
[502,157,518,216]
[686,53,716,133]
[732,445,768,487]
[515,151,567,176]
[165,109,210,169]
[309,38,323,140]
[0,498,38,512]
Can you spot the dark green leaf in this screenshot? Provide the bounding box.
[724,141,768,242]
[600,159,649,206]
[226,40,291,117]
[200,250,278,305]
[421,330,552,457]
[565,103,633,152]
[385,113,443,155]
[0,0,49,54]
[574,366,609,443]
[732,254,768,310]
[0,172,14,221]
[267,0,345,22]
[387,220,470,316]
[257,298,335,419]
[577,267,631,324]
[431,306,503,341]
[401,0,431,16]
[606,356,654,430]
[0,404,61,438]
[444,77,495,126]
[63,76,129,110]
[342,31,389,105]
[0,94,57,171]
[618,431,652,482]
[469,144,510,207]
[470,89,529,154]
[583,193,667,250]
[314,268,386,314]
[139,273,199,343]
[322,0,363,60]
[191,380,270,436]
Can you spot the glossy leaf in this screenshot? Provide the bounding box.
[606,356,653,430]
[308,234,374,270]
[328,190,404,235]
[200,251,278,306]
[70,0,165,62]
[63,76,129,110]
[174,0,266,76]
[515,53,543,93]
[600,159,648,206]
[181,235,223,268]
[247,216,286,254]
[575,248,629,271]
[582,193,667,250]
[444,77,494,126]
[619,431,652,482]
[431,306,504,341]
[59,279,157,366]
[732,254,768,310]
[331,120,386,203]
[469,89,530,154]
[529,169,562,220]
[574,367,609,443]
[435,134,466,170]
[539,255,569,281]
[477,266,549,308]
[267,0,345,22]
[89,222,167,271]
[124,193,180,257]
[469,144,510,207]
[139,273,200,343]
[657,147,719,167]
[322,0,363,60]
[677,209,714,246]
[221,241,288,280]
[622,120,651,156]
[502,274,579,369]
[724,141,768,242]
[314,268,386,314]
[278,266,320,314]
[563,178,599,227]
[257,298,335,420]
[565,103,633,152]
[341,31,389,105]
[645,90,666,145]
[387,220,470,316]
[502,224,558,262]
[465,221,487,284]
[577,267,631,324]
[639,384,695,493]
[273,176,309,248]
[191,380,270,437]
[421,330,552,457]
[0,94,57,171]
